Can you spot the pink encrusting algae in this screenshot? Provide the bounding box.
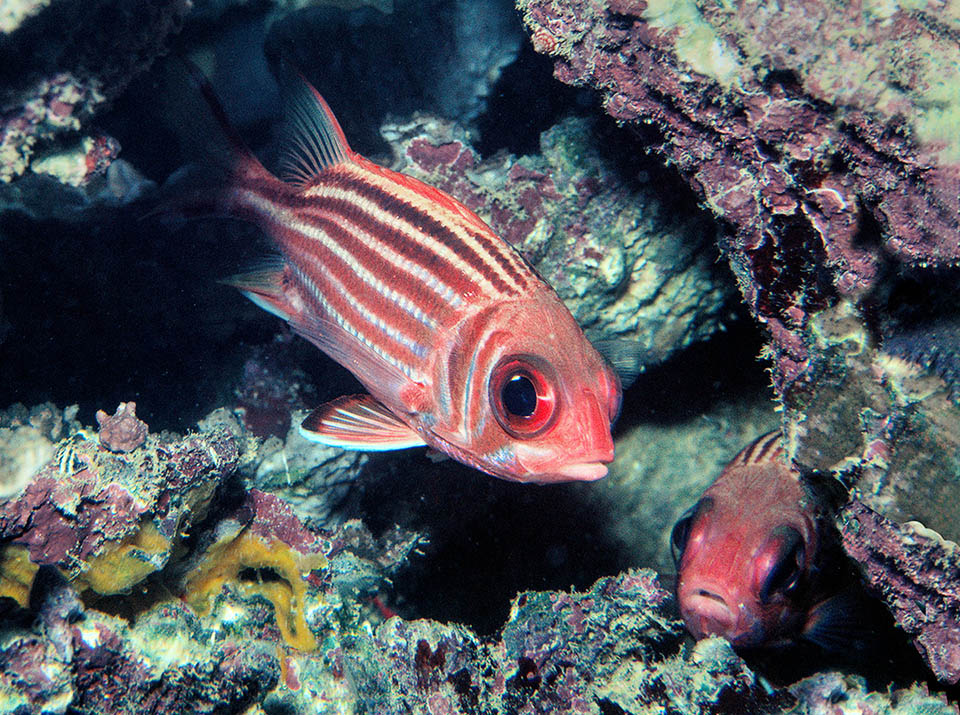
[178,65,621,483]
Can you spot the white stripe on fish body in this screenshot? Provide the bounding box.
[288,260,421,381]
[239,187,453,325]
[330,164,534,295]
[300,178,523,300]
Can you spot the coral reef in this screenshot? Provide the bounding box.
[840,500,960,685]
[199,405,369,529]
[95,401,148,453]
[6,403,941,713]
[384,113,733,373]
[183,490,329,651]
[790,671,954,715]
[3,0,960,706]
[0,403,236,602]
[344,570,794,714]
[0,404,413,713]
[516,0,960,685]
[516,0,960,393]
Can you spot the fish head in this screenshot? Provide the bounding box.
[441,297,621,483]
[671,457,820,648]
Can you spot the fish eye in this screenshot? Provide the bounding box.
[670,498,711,566]
[758,527,805,603]
[502,374,537,417]
[489,356,558,438]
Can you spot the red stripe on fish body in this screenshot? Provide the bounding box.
[198,67,620,483]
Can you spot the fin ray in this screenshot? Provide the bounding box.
[301,395,426,451]
[277,63,353,187]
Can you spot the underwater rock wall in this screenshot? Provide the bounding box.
[516,0,960,393]
[6,402,951,714]
[517,0,960,683]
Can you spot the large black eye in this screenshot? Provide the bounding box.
[489,356,558,438]
[759,527,805,603]
[502,374,537,417]
[671,498,711,566]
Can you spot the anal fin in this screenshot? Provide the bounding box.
[222,261,300,323]
[300,394,426,451]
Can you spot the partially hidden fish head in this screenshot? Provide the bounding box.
[671,451,821,648]
[440,298,621,483]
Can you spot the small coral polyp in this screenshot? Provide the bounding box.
[183,526,326,651]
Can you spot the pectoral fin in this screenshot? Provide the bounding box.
[300,394,426,451]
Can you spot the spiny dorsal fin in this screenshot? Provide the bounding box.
[277,63,353,187]
[300,394,426,451]
[733,431,785,466]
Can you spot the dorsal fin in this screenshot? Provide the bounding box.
[733,431,785,466]
[277,63,354,187]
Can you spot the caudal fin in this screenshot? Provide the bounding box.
[154,57,275,222]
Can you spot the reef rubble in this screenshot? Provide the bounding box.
[1,403,954,712]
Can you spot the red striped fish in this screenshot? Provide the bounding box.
[184,66,621,483]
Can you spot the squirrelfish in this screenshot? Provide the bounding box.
[182,65,621,483]
[671,432,845,649]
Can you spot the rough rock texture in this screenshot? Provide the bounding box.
[516,0,960,683]
[345,570,794,714]
[0,0,189,184]
[516,0,960,394]
[768,299,960,681]
[384,113,734,372]
[0,404,237,601]
[198,406,369,530]
[784,301,960,537]
[789,671,954,715]
[1,402,950,711]
[95,401,148,453]
[840,500,960,685]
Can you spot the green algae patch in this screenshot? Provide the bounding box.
[642,0,744,88]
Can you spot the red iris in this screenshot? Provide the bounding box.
[489,357,558,438]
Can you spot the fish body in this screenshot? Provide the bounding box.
[671,432,838,648]
[185,66,620,483]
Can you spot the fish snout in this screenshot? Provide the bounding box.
[681,587,738,640]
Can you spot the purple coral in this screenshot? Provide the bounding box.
[96,402,148,453]
[516,0,960,395]
[840,500,960,684]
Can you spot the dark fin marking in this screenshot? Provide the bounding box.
[802,586,887,655]
[301,394,426,451]
[735,431,784,466]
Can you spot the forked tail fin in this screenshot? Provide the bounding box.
[154,56,276,222]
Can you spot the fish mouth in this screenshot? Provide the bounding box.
[550,461,609,481]
[682,591,737,640]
